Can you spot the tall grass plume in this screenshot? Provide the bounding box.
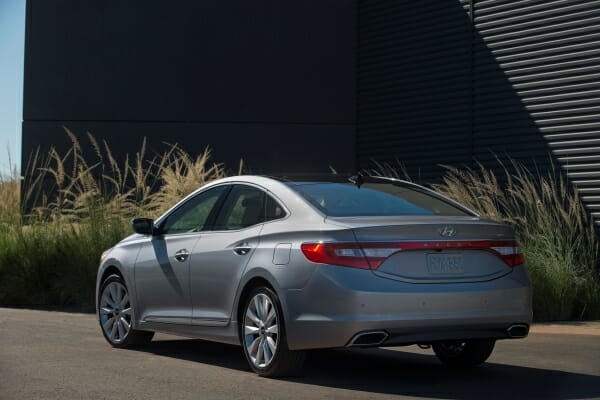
[432,158,600,321]
[0,129,226,307]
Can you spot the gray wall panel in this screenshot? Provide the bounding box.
[23,0,357,175]
[22,121,356,176]
[474,0,600,223]
[359,0,600,222]
[358,0,473,183]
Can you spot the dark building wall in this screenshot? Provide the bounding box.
[358,0,474,182]
[471,0,600,220]
[357,0,600,221]
[23,0,357,174]
[24,0,600,219]
[357,0,549,180]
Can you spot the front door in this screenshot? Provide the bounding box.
[134,185,229,324]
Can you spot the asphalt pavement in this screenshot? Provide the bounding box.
[1,307,599,400]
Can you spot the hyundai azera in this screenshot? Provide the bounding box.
[96,175,532,377]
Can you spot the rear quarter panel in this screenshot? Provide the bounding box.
[231,219,356,326]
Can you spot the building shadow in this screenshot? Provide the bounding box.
[133,338,600,399]
[358,0,555,183]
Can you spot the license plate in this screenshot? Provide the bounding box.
[426,254,464,274]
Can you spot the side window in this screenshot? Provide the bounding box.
[214,185,266,230]
[265,194,286,222]
[214,185,287,230]
[160,186,228,234]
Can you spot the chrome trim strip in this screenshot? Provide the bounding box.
[191,317,230,327]
[143,316,191,325]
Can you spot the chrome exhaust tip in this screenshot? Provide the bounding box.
[507,323,529,338]
[347,331,389,347]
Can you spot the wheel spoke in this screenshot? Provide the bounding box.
[266,336,277,354]
[120,317,130,332]
[101,294,115,308]
[265,308,276,326]
[109,284,118,304]
[254,296,263,320]
[110,319,118,339]
[262,296,269,322]
[116,319,125,340]
[262,338,272,364]
[121,307,132,316]
[246,308,261,327]
[115,284,122,304]
[244,325,259,335]
[102,316,114,332]
[100,307,113,315]
[248,337,260,358]
[256,338,264,365]
[119,293,129,308]
[266,324,278,335]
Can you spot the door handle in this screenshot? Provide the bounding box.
[233,243,252,256]
[174,249,190,262]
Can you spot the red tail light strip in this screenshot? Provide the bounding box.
[300,240,524,270]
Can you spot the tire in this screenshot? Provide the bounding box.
[240,286,306,377]
[432,339,495,367]
[98,274,154,348]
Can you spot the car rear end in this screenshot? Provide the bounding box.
[280,178,532,351]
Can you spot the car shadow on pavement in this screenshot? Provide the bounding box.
[137,339,600,400]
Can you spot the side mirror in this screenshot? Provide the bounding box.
[132,217,155,235]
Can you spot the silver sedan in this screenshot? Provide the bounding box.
[96,175,532,377]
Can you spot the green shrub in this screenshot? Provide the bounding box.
[431,159,600,321]
[2,131,600,320]
[0,130,226,307]
[0,217,128,305]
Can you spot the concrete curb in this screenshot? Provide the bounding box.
[531,321,600,336]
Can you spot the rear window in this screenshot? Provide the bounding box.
[289,182,470,217]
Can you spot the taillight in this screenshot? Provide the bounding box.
[300,242,405,269]
[300,243,371,269]
[489,242,524,267]
[301,240,524,269]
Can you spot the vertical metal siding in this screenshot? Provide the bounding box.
[359,0,600,223]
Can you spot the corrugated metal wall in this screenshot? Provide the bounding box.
[359,0,600,222]
[474,0,600,224]
[358,0,473,182]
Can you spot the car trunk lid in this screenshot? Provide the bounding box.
[326,216,517,283]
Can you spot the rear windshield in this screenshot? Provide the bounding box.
[289,182,470,217]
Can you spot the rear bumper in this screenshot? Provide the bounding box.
[283,265,532,350]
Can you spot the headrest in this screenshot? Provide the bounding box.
[242,196,261,207]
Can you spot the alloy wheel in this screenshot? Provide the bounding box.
[243,293,279,368]
[99,281,132,343]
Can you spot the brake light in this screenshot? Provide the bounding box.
[489,242,524,267]
[300,240,524,269]
[300,243,372,269]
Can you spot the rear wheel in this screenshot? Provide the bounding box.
[432,339,495,367]
[240,287,305,377]
[98,274,154,348]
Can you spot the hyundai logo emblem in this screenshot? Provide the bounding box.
[438,226,457,237]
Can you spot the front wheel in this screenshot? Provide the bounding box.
[432,339,495,367]
[98,274,154,348]
[240,287,305,377]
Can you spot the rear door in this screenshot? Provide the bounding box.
[189,184,284,326]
